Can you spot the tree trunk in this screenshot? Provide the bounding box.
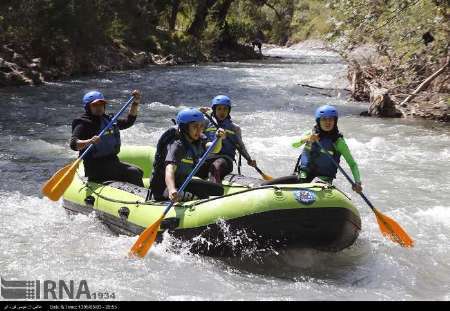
[365,84,402,118]
[169,0,180,31]
[398,56,449,106]
[213,0,234,28]
[187,0,218,38]
[212,0,235,48]
[257,0,283,21]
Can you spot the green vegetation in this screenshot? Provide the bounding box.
[2,0,445,60]
[328,0,449,78]
[0,1,448,87]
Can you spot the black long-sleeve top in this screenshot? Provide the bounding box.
[69,112,136,152]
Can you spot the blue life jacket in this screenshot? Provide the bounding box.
[82,116,121,159]
[299,136,340,179]
[205,118,238,160]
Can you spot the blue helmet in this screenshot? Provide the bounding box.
[211,95,231,109]
[315,105,338,120]
[83,91,105,108]
[176,108,205,125]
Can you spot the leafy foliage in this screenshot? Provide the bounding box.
[1,0,447,67]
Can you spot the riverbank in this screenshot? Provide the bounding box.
[276,40,449,123]
[2,36,448,124]
[344,44,449,123]
[0,38,260,87]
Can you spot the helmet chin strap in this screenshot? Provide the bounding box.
[186,132,196,141]
[179,125,196,142]
[316,118,338,134]
[212,109,230,121]
[316,117,338,127]
[87,103,106,115]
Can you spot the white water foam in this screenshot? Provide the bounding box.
[1,45,450,301]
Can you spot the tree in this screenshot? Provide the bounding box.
[187,0,218,38]
[169,0,180,31]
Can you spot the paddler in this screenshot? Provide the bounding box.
[263,104,363,193]
[149,108,226,202]
[69,90,144,187]
[200,95,257,184]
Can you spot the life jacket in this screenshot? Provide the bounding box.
[205,118,238,160]
[82,115,121,159]
[299,134,341,179]
[151,127,179,177]
[149,127,205,189]
[175,139,205,179]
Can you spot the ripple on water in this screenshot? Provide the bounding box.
[0,45,449,300]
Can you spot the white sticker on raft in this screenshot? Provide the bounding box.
[293,190,317,205]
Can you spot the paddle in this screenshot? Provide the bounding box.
[129,136,221,258]
[316,141,414,248]
[202,112,273,181]
[292,154,302,174]
[42,96,135,201]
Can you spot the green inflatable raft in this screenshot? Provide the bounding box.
[62,146,361,256]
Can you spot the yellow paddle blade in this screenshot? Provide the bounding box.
[129,215,164,258]
[42,159,81,201]
[374,208,414,248]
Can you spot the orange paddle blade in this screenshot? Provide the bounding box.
[261,173,273,181]
[255,167,273,181]
[374,208,414,248]
[129,215,164,258]
[42,159,81,201]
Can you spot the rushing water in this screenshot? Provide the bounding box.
[1,42,449,301]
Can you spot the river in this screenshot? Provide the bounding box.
[0,42,449,301]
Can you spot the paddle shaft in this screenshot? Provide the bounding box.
[78,96,135,161]
[315,141,375,212]
[161,136,220,216]
[293,153,301,174]
[317,141,414,247]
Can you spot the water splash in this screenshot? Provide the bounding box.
[0,44,449,300]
